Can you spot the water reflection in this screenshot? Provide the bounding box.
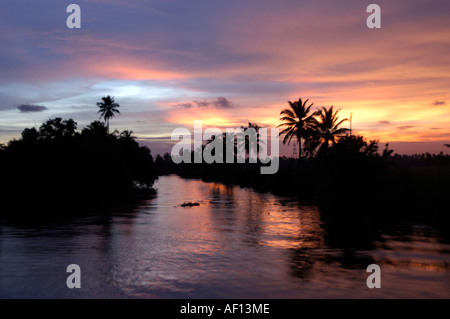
[0,175,449,298]
[374,225,450,272]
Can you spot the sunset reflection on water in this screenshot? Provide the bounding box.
[0,175,449,298]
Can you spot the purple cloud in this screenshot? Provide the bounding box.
[17,104,48,113]
[194,100,210,107]
[213,97,233,108]
[179,97,234,109]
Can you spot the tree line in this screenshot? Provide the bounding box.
[0,96,158,215]
[157,97,450,222]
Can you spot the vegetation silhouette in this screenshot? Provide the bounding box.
[161,97,450,228]
[304,106,349,156]
[2,94,450,225]
[0,99,157,216]
[97,95,120,134]
[155,152,176,175]
[277,98,318,163]
[241,122,265,161]
[202,122,266,164]
[204,132,237,163]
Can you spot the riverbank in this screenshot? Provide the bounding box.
[168,160,450,226]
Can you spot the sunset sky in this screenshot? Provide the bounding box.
[1,0,449,155]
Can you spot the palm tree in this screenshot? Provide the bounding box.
[305,106,349,155]
[119,130,135,142]
[203,122,265,163]
[445,144,450,148]
[278,98,318,162]
[239,122,266,162]
[204,132,237,163]
[97,96,120,134]
[82,120,107,138]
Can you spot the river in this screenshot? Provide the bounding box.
[1,175,449,298]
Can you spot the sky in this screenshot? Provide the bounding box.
[0,0,449,156]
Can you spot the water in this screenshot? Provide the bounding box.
[1,175,449,298]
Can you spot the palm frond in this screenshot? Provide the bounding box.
[279,116,297,123]
[280,109,295,118]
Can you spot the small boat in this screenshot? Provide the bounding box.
[181,202,200,207]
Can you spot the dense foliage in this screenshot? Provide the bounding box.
[0,118,158,212]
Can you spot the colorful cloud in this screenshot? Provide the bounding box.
[0,0,449,154]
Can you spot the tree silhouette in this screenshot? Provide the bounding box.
[278,98,318,162]
[0,118,158,214]
[39,118,77,139]
[81,120,107,138]
[204,132,236,163]
[21,127,39,142]
[239,122,266,162]
[445,144,450,148]
[119,130,135,142]
[304,106,349,156]
[203,122,266,163]
[97,96,120,134]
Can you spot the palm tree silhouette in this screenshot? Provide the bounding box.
[203,123,265,163]
[97,96,120,134]
[204,132,237,163]
[278,98,318,162]
[239,122,266,162]
[82,120,107,138]
[305,106,349,155]
[120,130,135,141]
